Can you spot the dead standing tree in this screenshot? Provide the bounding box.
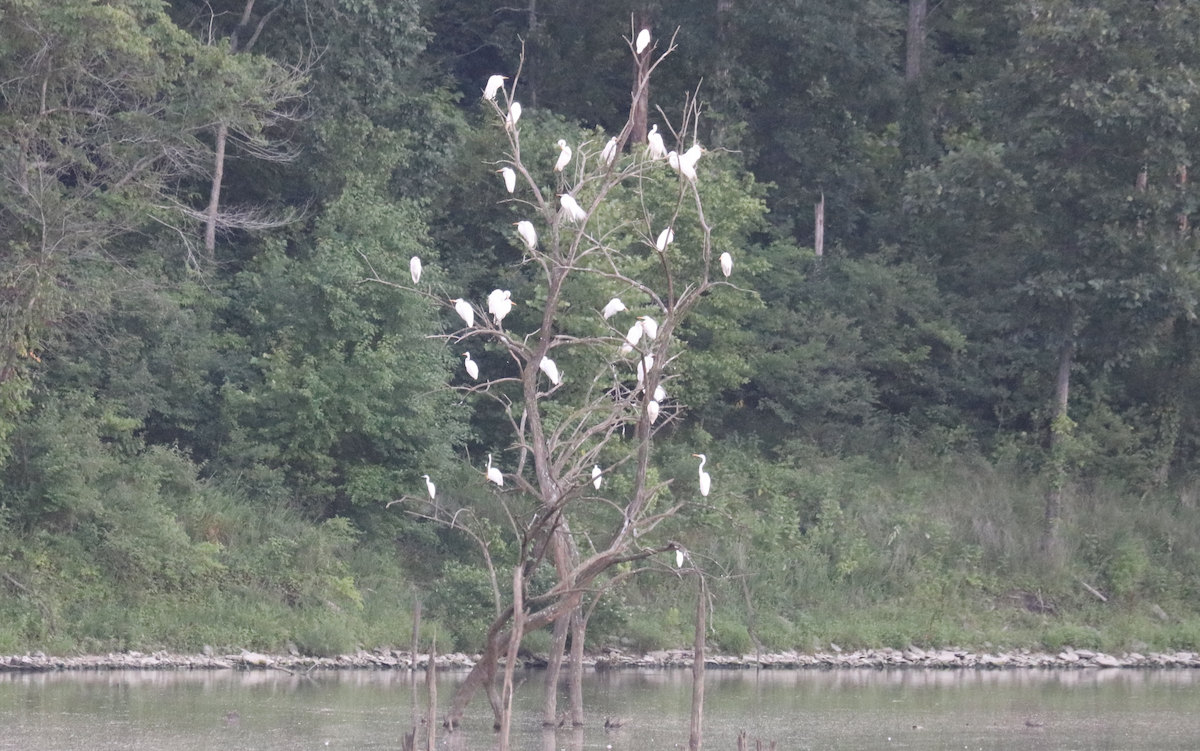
[370,27,729,736]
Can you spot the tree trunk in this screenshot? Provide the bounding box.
[426,630,438,751]
[1044,335,1075,557]
[630,8,653,144]
[499,566,526,751]
[568,609,585,726]
[905,0,927,82]
[688,577,707,751]
[541,611,570,725]
[204,122,228,257]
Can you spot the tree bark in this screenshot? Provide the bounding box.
[688,577,707,751]
[541,610,569,725]
[1044,334,1075,557]
[905,0,927,82]
[499,566,526,751]
[568,609,585,726]
[630,8,653,144]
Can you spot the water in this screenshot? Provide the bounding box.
[2,667,1199,750]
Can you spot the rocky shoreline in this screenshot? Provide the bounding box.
[2,645,1199,672]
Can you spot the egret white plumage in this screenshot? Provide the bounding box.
[601,137,619,165]
[516,221,537,250]
[638,315,658,340]
[462,352,479,380]
[692,454,711,496]
[637,353,655,385]
[653,384,667,402]
[720,252,733,278]
[499,167,516,193]
[487,289,514,325]
[507,101,522,127]
[625,321,644,347]
[678,144,703,181]
[647,124,666,159]
[636,29,651,54]
[655,227,674,252]
[675,549,685,568]
[559,194,586,222]
[647,399,660,423]
[483,75,507,100]
[452,298,475,328]
[409,256,422,284]
[602,297,627,320]
[539,356,562,386]
[554,139,572,172]
[486,454,503,486]
[667,151,680,172]
[592,464,602,490]
[421,474,436,500]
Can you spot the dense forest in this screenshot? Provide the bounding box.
[5,0,1200,661]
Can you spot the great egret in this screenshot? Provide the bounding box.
[639,315,658,340]
[592,464,602,489]
[486,454,503,486]
[653,384,666,402]
[636,29,651,54]
[647,399,660,423]
[462,352,479,380]
[675,549,685,568]
[601,137,619,165]
[555,139,572,172]
[488,289,514,325]
[667,151,680,172]
[409,256,422,284]
[421,474,436,500]
[499,167,516,193]
[560,194,586,222]
[655,227,674,252]
[679,144,703,181]
[624,321,644,347]
[602,297,627,320]
[507,101,522,127]
[483,75,507,100]
[647,125,666,160]
[636,353,655,385]
[540,356,563,386]
[452,298,475,328]
[720,252,733,278]
[692,453,711,497]
[516,221,537,250]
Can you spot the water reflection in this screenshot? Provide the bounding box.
[1,667,1199,750]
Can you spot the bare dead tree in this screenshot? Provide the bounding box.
[368,29,730,733]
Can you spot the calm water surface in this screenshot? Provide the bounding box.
[1,667,1198,750]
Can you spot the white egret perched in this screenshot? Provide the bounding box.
[462,352,479,380]
[539,356,563,386]
[507,101,522,127]
[639,315,658,340]
[592,464,602,489]
[499,167,516,193]
[483,75,507,100]
[647,124,666,159]
[602,297,627,320]
[636,353,655,385]
[678,144,703,181]
[452,298,475,328]
[647,399,660,423]
[487,289,514,325]
[667,151,680,172]
[560,194,586,222]
[675,549,685,568]
[720,252,733,278]
[409,256,422,284]
[653,384,667,402]
[655,227,674,252]
[636,29,651,55]
[421,474,436,500]
[516,221,537,250]
[486,454,503,486]
[692,453,711,497]
[554,139,572,172]
[624,321,644,347]
[601,137,619,165]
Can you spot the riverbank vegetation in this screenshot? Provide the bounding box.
[4,0,1200,665]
